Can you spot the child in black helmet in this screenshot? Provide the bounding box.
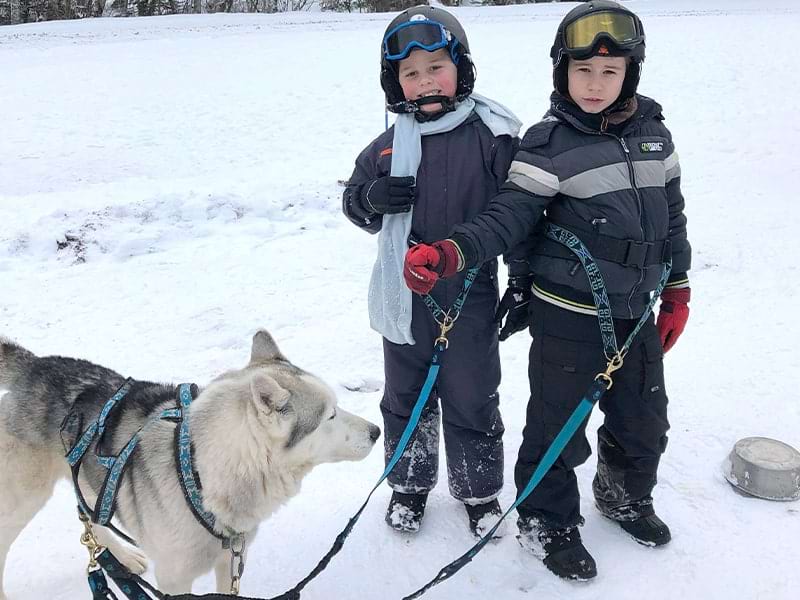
[342,5,523,538]
[403,0,691,580]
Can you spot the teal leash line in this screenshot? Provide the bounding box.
[401,226,672,599]
[273,267,480,598]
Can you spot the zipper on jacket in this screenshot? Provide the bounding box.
[553,104,658,319]
[616,137,645,237]
[615,135,647,317]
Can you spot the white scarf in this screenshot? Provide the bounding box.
[368,94,522,345]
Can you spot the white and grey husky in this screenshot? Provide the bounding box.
[0,330,380,597]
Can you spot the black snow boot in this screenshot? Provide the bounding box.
[464,499,504,539]
[517,518,597,581]
[597,501,672,547]
[616,513,671,547]
[385,492,428,533]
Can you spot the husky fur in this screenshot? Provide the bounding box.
[0,330,380,597]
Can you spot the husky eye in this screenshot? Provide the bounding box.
[328,408,337,421]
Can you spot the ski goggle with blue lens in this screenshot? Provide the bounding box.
[383,20,457,62]
[564,10,642,55]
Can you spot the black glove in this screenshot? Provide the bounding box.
[494,275,533,341]
[359,176,416,215]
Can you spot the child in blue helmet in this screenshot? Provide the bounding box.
[403,0,691,579]
[342,5,523,537]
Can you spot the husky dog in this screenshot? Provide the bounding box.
[0,330,380,597]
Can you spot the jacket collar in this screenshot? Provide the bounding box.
[549,92,662,135]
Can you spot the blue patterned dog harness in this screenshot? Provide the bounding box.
[62,380,240,546]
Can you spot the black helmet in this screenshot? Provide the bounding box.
[551,0,646,102]
[380,5,476,116]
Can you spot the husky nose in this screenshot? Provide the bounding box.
[369,424,381,442]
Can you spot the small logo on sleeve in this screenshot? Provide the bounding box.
[640,141,664,153]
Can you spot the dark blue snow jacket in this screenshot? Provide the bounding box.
[343,113,519,308]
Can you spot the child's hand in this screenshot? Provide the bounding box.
[360,176,416,214]
[403,240,462,295]
[495,275,534,340]
[656,287,691,352]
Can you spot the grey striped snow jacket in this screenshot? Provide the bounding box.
[451,94,691,319]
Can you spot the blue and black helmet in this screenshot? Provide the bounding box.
[380,5,476,114]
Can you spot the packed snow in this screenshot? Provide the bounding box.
[1,1,799,598]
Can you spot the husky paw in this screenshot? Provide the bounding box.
[115,546,149,574]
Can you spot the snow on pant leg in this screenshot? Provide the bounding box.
[437,282,504,503]
[592,319,670,518]
[381,398,441,494]
[380,293,442,494]
[514,298,605,530]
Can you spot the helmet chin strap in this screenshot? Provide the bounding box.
[410,94,456,122]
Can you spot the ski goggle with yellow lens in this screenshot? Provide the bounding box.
[383,20,459,62]
[563,10,643,57]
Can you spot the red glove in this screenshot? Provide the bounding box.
[403,240,462,295]
[656,287,690,353]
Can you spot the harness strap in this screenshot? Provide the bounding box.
[93,401,181,529]
[537,220,671,268]
[94,404,181,525]
[67,380,133,468]
[545,223,671,359]
[174,383,226,541]
[66,380,138,545]
[421,267,478,324]
[95,435,140,524]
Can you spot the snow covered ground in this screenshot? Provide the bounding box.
[2,1,799,598]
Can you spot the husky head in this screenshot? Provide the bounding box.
[189,330,380,531]
[245,329,380,464]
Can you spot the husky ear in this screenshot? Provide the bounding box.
[250,373,290,414]
[250,329,286,364]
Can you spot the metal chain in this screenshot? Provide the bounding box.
[228,535,246,595]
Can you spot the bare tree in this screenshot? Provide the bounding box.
[0,0,13,25]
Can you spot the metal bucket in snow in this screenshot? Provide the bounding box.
[723,437,800,501]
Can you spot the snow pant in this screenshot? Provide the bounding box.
[515,296,670,529]
[381,276,504,504]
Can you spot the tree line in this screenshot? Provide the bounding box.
[0,0,558,26]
